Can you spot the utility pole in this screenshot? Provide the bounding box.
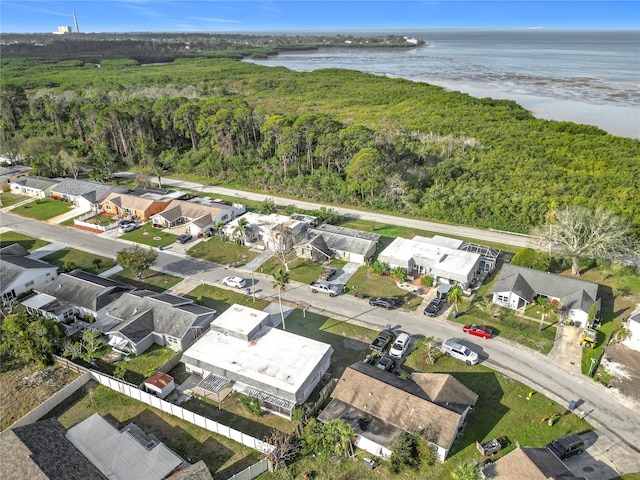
[251,268,256,302]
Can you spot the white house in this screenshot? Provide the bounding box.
[223,212,310,250]
[623,305,640,352]
[377,235,482,285]
[51,178,127,212]
[318,363,478,462]
[492,264,600,327]
[104,290,216,355]
[9,176,59,198]
[181,304,333,418]
[0,244,58,306]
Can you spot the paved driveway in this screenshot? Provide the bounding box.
[547,325,583,374]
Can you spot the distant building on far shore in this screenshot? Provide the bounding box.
[54,26,72,34]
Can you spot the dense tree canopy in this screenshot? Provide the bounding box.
[0,312,65,366]
[1,56,638,236]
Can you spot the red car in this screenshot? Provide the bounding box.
[463,324,493,339]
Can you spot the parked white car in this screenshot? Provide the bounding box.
[440,339,479,365]
[118,223,137,234]
[389,332,410,359]
[221,276,246,289]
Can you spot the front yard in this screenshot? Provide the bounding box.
[185,284,271,313]
[345,266,423,311]
[10,198,74,220]
[110,268,183,292]
[120,223,178,248]
[0,231,49,251]
[0,191,29,207]
[187,237,260,266]
[41,248,116,275]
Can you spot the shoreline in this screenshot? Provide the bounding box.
[431,80,640,139]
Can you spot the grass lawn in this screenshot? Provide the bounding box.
[285,309,376,379]
[0,231,49,251]
[188,237,260,266]
[10,198,74,220]
[184,391,295,440]
[186,284,271,313]
[0,359,79,431]
[259,256,325,284]
[0,191,29,207]
[50,382,262,480]
[41,248,116,275]
[111,269,182,292]
[121,223,177,248]
[345,266,423,311]
[109,345,178,385]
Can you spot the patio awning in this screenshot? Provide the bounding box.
[437,283,452,296]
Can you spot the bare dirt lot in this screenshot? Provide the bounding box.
[601,345,640,407]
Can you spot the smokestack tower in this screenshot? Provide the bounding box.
[73,11,80,33]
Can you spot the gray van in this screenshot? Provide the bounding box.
[547,434,585,459]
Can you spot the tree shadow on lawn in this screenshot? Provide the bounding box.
[442,371,509,457]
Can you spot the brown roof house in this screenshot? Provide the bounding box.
[482,447,586,480]
[318,362,478,461]
[101,192,171,220]
[0,418,106,480]
[151,198,245,236]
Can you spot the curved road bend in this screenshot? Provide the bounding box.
[114,172,533,248]
[2,211,639,475]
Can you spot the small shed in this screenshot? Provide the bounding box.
[144,372,175,399]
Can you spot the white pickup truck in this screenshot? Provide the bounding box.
[309,281,344,297]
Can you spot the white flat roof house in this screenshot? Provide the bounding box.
[181,304,333,418]
[222,212,309,250]
[623,305,640,352]
[377,236,481,284]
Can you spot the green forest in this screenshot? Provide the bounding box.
[2,56,639,235]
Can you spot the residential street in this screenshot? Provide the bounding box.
[114,172,534,248]
[1,210,639,477]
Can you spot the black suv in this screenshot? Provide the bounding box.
[547,434,585,459]
[424,298,443,317]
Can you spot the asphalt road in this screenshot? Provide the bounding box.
[2,210,639,476]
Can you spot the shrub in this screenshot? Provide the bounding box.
[391,266,408,283]
[370,261,390,276]
[241,396,262,415]
[420,275,434,287]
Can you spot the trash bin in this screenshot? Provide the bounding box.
[452,310,458,319]
[569,400,577,411]
[158,245,163,251]
[245,288,251,295]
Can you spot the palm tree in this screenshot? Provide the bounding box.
[271,269,290,330]
[447,285,464,313]
[233,218,249,245]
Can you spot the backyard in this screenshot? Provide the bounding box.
[48,382,262,480]
[185,284,271,313]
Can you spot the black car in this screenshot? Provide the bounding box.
[369,297,396,310]
[176,234,193,244]
[424,298,443,317]
[547,434,585,459]
[376,355,396,371]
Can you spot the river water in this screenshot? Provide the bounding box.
[245,30,640,139]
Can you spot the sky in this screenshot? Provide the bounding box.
[2,1,638,33]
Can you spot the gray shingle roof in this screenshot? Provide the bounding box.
[308,224,379,256]
[52,179,124,201]
[492,264,598,312]
[0,418,106,480]
[1,246,57,290]
[107,291,215,344]
[13,176,59,191]
[169,461,214,480]
[38,269,134,313]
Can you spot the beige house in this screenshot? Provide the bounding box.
[318,363,478,461]
[151,198,245,235]
[101,192,170,220]
[482,447,582,479]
